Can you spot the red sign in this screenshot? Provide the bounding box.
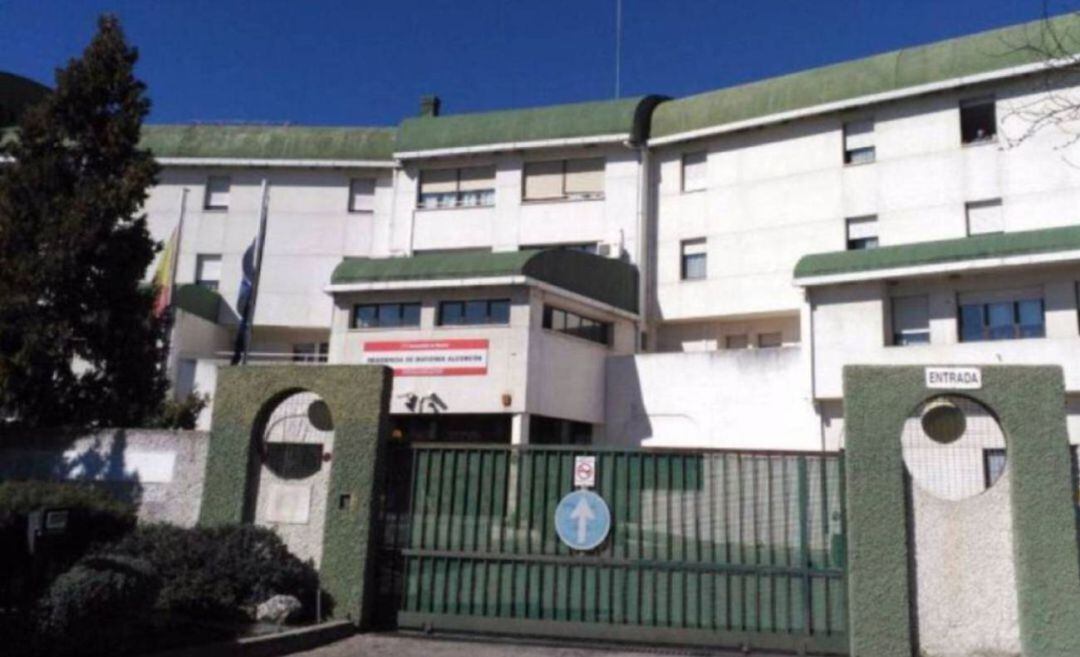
[361,339,489,376]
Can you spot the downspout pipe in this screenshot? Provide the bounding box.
[626,95,669,348]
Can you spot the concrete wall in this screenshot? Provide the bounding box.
[910,472,1021,657]
[604,348,821,450]
[329,284,636,426]
[390,145,642,258]
[0,430,209,527]
[145,166,393,330]
[651,75,1080,330]
[810,265,1080,444]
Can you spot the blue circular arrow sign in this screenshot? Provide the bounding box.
[554,490,611,551]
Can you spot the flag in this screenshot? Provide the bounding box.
[230,240,257,365]
[152,225,180,317]
[231,179,270,365]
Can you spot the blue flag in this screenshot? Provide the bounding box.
[230,240,257,365]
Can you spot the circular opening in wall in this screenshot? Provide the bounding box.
[920,399,967,444]
[260,391,334,480]
[902,395,1006,501]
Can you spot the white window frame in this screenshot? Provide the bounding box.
[891,295,930,346]
[965,198,1004,235]
[846,215,879,250]
[522,157,605,202]
[418,166,496,210]
[843,119,876,165]
[195,254,222,291]
[348,177,376,213]
[960,96,997,145]
[680,238,707,281]
[204,175,231,210]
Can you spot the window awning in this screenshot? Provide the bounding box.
[329,249,639,314]
[794,225,1080,287]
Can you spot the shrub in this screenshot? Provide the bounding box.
[106,524,319,621]
[39,554,160,656]
[0,481,136,602]
[146,392,210,430]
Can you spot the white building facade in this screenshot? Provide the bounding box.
[131,14,1080,449]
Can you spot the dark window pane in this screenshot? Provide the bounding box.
[1017,299,1045,338]
[959,304,984,342]
[542,306,553,329]
[553,309,567,331]
[961,101,997,144]
[440,302,464,325]
[401,303,421,327]
[465,300,487,324]
[847,237,879,251]
[682,253,707,280]
[379,303,402,327]
[987,302,1014,340]
[489,299,510,324]
[354,305,377,328]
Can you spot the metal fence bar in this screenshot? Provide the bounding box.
[389,444,848,649]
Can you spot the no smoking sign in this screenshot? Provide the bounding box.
[573,455,596,488]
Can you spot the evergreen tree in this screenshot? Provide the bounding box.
[0,15,166,428]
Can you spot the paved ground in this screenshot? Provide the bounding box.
[293,632,754,657]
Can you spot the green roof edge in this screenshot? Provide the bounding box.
[139,124,397,161]
[794,224,1080,281]
[653,13,1080,138]
[395,95,668,154]
[332,249,639,313]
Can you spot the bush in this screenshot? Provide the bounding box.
[38,554,160,656]
[106,524,319,621]
[0,480,135,518]
[146,392,210,430]
[0,481,137,603]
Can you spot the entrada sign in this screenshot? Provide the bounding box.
[361,339,488,376]
[925,367,982,390]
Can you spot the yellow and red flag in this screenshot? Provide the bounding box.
[152,225,179,317]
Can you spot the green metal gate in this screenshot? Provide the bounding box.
[376,444,848,655]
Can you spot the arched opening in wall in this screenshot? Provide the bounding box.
[250,390,336,565]
[901,395,1007,501]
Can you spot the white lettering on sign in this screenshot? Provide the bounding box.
[925,367,982,390]
[574,455,596,488]
[361,339,488,376]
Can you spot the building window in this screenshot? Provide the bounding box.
[195,254,222,291]
[725,334,748,350]
[892,295,930,345]
[418,166,495,209]
[960,97,997,144]
[680,238,707,281]
[348,178,376,213]
[966,199,1004,235]
[757,332,782,348]
[520,242,599,254]
[846,215,879,250]
[682,151,707,192]
[523,157,604,201]
[543,306,611,345]
[959,292,1045,342]
[352,302,421,329]
[843,119,875,165]
[292,342,328,363]
[438,299,511,326]
[204,175,231,210]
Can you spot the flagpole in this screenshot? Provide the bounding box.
[242,179,270,365]
[163,187,189,389]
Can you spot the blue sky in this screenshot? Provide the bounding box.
[1,1,1072,126]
